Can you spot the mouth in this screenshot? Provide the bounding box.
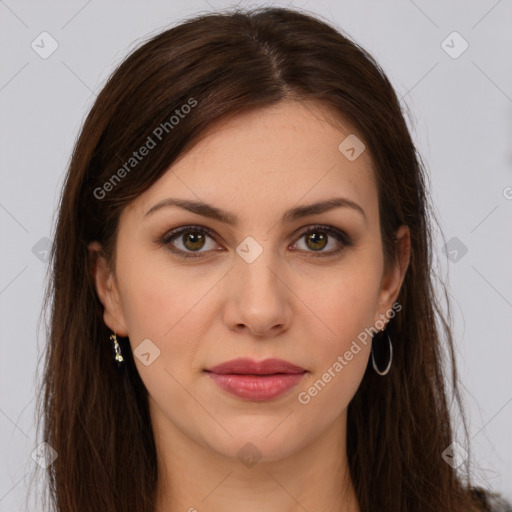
[204,358,307,401]
[205,357,306,375]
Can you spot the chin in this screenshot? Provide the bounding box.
[198,420,308,464]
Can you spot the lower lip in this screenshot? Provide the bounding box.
[206,372,306,401]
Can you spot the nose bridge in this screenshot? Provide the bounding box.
[226,234,290,334]
[234,234,282,297]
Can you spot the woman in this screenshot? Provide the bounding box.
[36,6,511,511]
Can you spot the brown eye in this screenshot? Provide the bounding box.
[291,225,352,255]
[162,226,220,258]
[161,224,352,259]
[304,231,328,251]
[181,231,206,251]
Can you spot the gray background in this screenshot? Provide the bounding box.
[1,0,511,509]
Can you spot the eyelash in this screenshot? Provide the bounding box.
[159,224,353,259]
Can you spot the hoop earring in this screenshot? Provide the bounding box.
[371,327,392,376]
[110,333,124,369]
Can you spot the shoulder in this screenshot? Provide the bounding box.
[471,487,512,512]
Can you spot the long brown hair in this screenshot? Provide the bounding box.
[35,6,506,511]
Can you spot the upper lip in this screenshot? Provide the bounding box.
[205,358,306,375]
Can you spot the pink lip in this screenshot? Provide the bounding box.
[205,358,307,401]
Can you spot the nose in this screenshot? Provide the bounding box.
[222,246,292,338]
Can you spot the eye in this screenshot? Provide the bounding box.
[161,225,220,258]
[160,224,352,259]
[290,224,352,256]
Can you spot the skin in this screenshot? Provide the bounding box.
[89,99,410,512]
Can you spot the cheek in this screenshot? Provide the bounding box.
[293,255,382,403]
[117,251,214,341]
[117,260,211,413]
[292,275,376,434]
[301,257,383,344]
[114,256,216,403]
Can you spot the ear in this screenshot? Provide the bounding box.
[88,241,129,337]
[373,225,410,326]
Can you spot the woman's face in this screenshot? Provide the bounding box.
[90,99,409,464]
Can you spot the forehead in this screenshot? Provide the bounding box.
[124,99,379,227]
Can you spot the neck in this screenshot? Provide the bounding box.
[152,404,360,512]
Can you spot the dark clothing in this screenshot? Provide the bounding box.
[471,487,512,512]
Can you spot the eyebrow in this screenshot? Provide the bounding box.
[144,196,367,225]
